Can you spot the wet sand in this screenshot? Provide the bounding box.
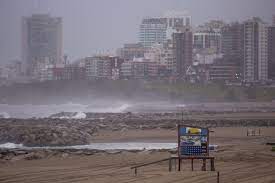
[1,127,275,183]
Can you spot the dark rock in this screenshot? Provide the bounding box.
[24,152,44,160]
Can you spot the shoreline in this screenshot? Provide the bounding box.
[1,118,275,182]
[1,112,275,147]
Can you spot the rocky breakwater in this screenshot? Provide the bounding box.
[0,118,97,147]
[1,112,275,147]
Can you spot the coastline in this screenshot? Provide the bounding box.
[1,126,275,183]
[1,112,275,182]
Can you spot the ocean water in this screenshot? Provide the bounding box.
[0,142,218,150]
[0,142,177,150]
[0,102,131,118]
[0,101,184,118]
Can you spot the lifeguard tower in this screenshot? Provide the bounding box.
[131,125,216,174]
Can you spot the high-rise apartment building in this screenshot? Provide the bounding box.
[139,11,191,48]
[268,26,275,80]
[164,10,191,28]
[172,29,193,77]
[139,18,167,48]
[243,18,268,82]
[22,14,63,75]
[221,22,244,66]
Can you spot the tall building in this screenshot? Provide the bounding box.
[163,10,191,28]
[22,14,63,75]
[139,18,167,48]
[243,18,268,82]
[268,26,275,80]
[172,29,193,77]
[139,11,191,48]
[221,22,244,67]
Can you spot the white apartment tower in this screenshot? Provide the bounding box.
[243,18,268,82]
[139,18,167,48]
[163,10,191,28]
[139,10,191,48]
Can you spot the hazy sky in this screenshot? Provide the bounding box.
[0,0,275,64]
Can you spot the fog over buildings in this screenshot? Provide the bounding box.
[0,0,275,64]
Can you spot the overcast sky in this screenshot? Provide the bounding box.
[0,0,275,64]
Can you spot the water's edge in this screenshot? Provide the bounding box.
[0,142,178,150]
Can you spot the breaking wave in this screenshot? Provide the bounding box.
[0,143,23,149]
[0,112,10,118]
[57,112,87,119]
[0,102,131,118]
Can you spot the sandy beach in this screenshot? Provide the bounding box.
[1,127,275,183]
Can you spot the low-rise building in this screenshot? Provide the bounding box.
[208,61,240,82]
[85,56,112,79]
[145,41,174,72]
[62,65,86,80]
[116,43,145,61]
[85,56,123,80]
[120,62,133,79]
[39,64,54,81]
[120,59,158,79]
[193,31,222,54]
[194,53,223,65]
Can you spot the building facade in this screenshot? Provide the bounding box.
[163,10,191,28]
[116,43,145,61]
[268,26,275,80]
[172,30,193,77]
[139,11,192,49]
[22,14,63,75]
[208,61,240,81]
[193,31,222,54]
[85,56,112,79]
[120,59,158,79]
[85,56,123,80]
[4,60,23,80]
[243,18,268,82]
[145,41,174,74]
[139,18,167,48]
[221,22,244,67]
